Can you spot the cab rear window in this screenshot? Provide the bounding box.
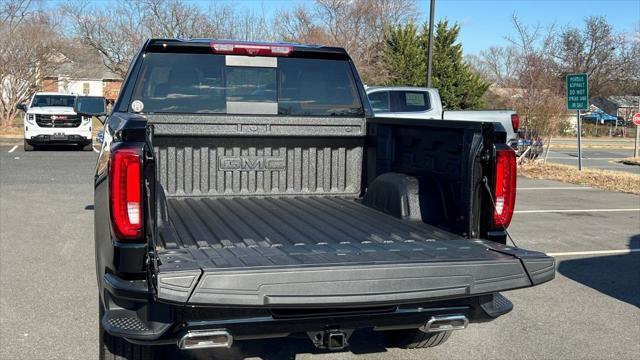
[130,53,363,116]
[368,90,431,113]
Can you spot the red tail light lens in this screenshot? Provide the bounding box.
[493,148,517,228]
[210,42,293,56]
[511,114,520,132]
[110,147,143,241]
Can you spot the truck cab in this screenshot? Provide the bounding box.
[21,92,93,151]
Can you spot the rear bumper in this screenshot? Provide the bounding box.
[25,124,92,144]
[101,286,514,344]
[26,134,91,145]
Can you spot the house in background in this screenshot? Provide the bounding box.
[591,96,640,121]
[41,46,123,104]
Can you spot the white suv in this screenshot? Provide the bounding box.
[20,92,93,151]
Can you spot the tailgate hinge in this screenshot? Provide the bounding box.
[146,250,160,299]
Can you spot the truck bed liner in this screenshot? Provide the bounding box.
[161,196,463,251]
[155,196,554,306]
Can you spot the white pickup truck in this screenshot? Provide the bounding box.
[366,87,519,145]
[18,92,93,151]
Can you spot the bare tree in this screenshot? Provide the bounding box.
[548,16,639,97]
[62,0,273,78]
[273,4,332,46]
[274,0,417,84]
[63,1,152,77]
[473,46,519,85]
[0,0,32,28]
[64,0,415,84]
[0,0,63,128]
[478,15,565,139]
[218,5,272,41]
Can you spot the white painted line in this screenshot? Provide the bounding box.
[92,146,100,153]
[547,249,640,257]
[547,157,621,160]
[515,208,640,214]
[518,187,592,190]
[8,145,18,153]
[548,156,624,161]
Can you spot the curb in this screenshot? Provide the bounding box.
[0,139,21,146]
[549,145,635,150]
[617,160,640,166]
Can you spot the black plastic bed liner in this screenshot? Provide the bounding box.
[154,196,555,306]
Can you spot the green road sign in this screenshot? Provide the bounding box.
[566,73,589,110]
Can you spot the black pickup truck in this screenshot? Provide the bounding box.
[85,39,554,359]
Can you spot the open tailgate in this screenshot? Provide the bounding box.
[153,239,554,307]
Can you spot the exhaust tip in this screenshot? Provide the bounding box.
[178,330,233,350]
[421,314,468,333]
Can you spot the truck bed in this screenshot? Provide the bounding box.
[154,196,554,306]
[161,196,464,254]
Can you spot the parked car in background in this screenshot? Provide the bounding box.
[95,129,104,147]
[580,110,618,124]
[366,87,519,146]
[17,92,95,151]
[515,136,544,159]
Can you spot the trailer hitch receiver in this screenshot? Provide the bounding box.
[307,329,352,350]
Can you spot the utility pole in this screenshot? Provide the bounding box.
[426,0,436,88]
[577,110,582,170]
[635,97,640,158]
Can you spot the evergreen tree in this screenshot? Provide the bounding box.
[382,23,426,86]
[382,20,491,109]
[430,20,490,109]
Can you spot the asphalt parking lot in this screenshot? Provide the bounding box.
[0,143,638,360]
[546,147,639,174]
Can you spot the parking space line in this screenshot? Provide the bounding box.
[8,145,18,153]
[518,187,592,190]
[92,146,100,153]
[546,157,621,160]
[547,249,640,257]
[515,208,640,214]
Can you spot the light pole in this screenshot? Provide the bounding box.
[426,0,435,88]
[635,96,640,158]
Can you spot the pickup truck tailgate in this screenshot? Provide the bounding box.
[153,196,554,306]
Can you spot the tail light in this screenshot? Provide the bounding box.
[493,148,517,228]
[110,147,143,241]
[511,114,520,132]
[210,42,293,56]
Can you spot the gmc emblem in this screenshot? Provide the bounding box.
[218,156,286,171]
